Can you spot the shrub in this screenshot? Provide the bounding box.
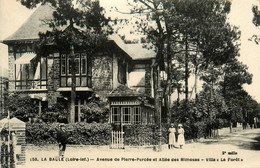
[80,100,109,123]
[26,122,112,145]
[41,101,69,123]
[4,94,38,122]
[194,121,208,138]
[124,124,168,146]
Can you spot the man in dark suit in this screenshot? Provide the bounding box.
[56,124,67,157]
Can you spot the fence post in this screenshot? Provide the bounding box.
[111,131,114,148]
[12,132,17,166]
[116,131,119,148]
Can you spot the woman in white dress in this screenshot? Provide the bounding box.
[177,124,185,149]
[168,123,176,149]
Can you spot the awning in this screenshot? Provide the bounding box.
[15,52,36,64]
[29,94,47,101]
[34,61,41,79]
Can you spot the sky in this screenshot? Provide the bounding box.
[0,0,260,102]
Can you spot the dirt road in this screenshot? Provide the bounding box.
[20,128,260,168]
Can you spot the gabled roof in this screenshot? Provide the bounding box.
[4,5,53,42]
[125,43,156,60]
[108,85,142,97]
[107,37,156,60]
[3,4,156,60]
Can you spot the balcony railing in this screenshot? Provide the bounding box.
[15,79,47,90]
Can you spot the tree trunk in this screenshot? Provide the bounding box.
[166,39,172,124]
[153,64,159,124]
[70,44,76,123]
[194,53,198,101]
[195,68,198,100]
[185,34,189,103]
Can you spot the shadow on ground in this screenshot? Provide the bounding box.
[199,129,260,151]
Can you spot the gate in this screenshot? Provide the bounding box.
[111,131,124,149]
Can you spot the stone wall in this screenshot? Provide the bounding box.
[47,53,60,107]
[8,52,15,91]
[92,54,113,91]
[145,63,152,97]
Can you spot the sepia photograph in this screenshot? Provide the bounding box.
[0,0,260,168]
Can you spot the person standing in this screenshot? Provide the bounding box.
[168,123,176,149]
[177,124,185,149]
[56,124,67,157]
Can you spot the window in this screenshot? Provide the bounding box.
[67,57,72,74]
[75,53,80,75]
[60,53,89,87]
[75,98,87,122]
[61,53,85,75]
[112,107,120,124]
[133,107,141,124]
[111,106,143,125]
[81,53,87,75]
[118,62,126,84]
[61,54,66,75]
[122,107,131,124]
[14,53,47,90]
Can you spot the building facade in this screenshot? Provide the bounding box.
[2,5,157,124]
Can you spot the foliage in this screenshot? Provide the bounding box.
[26,122,112,145]
[127,0,241,126]
[80,100,109,123]
[219,59,254,124]
[41,101,69,123]
[124,124,168,146]
[252,5,260,44]
[129,0,240,100]
[4,94,38,122]
[171,85,229,139]
[18,0,113,123]
[19,0,113,53]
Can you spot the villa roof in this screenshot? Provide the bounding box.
[4,5,53,42]
[125,43,156,60]
[108,85,142,97]
[3,4,155,60]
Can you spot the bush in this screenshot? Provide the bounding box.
[26,122,112,145]
[124,124,168,146]
[4,94,38,122]
[41,101,69,123]
[81,100,109,123]
[194,121,208,138]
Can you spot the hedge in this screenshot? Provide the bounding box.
[26,122,112,145]
[124,124,169,146]
[27,123,198,146]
